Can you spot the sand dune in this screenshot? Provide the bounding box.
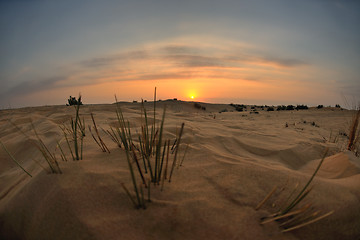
[1,101,359,240]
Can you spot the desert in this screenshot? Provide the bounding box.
[1,100,359,240]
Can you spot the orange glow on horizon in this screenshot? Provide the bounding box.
[14,74,331,108]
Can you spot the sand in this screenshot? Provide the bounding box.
[0,100,359,240]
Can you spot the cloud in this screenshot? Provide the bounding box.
[3,75,66,96]
[261,56,307,67]
[3,38,310,101]
[160,45,201,55]
[165,54,225,68]
[80,50,149,68]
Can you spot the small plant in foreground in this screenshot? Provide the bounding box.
[256,149,334,232]
[8,120,61,174]
[347,106,360,153]
[89,113,110,153]
[103,126,123,148]
[115,88,186,209]
[31,123,62,174]
[60,95,85,161]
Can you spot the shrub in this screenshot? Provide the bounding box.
[277,105,286,111]
[317,105,324,109]
[286,105,294,110]
[194,103,206,110]
[295,105,308,110]
[267,107,274,111]
[67,96,83,106]
[235,106,244,112]
[230,104,246,112]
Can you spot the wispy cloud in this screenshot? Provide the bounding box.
[2,38,310,102]
[4,75,67,97]
[80,50,149,68]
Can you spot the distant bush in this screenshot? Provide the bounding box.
[235,106,244,112]
[277,105,286,111]
[67,96,82,106]
[194,103,201,109]
[230,104,246,112]
[194,103,206,111]
[295,105,309,110]
[317,105,324,109]
[335,104,341,108]
[267,107,274,111]
[286,105,295,110]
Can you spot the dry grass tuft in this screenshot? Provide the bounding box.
[31,123,62,174]
[257,148,334,232]
[114,88,187,209]
[89,113,110,153]
[347,105,360,154]
[59,95,85,161]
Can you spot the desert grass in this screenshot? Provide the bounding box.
[103,126,122,148]
[169,123,184,182]
[89,113,110,153]
[56,139,69,162]
[31,123,62,174]
[8,120,62,174]
[321,130,339,144]
[257,148,334,232]
[347,105,360,153]
[59,96,85,161]
[0,140,32,177]
[114,96,144,208]
[115,88,186,209]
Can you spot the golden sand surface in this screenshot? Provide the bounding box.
[1,101,359,240]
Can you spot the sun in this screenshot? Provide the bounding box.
[188,91,197,100]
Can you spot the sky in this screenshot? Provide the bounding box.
[1,0,359,108]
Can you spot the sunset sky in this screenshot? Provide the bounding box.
[1,0,359,108]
